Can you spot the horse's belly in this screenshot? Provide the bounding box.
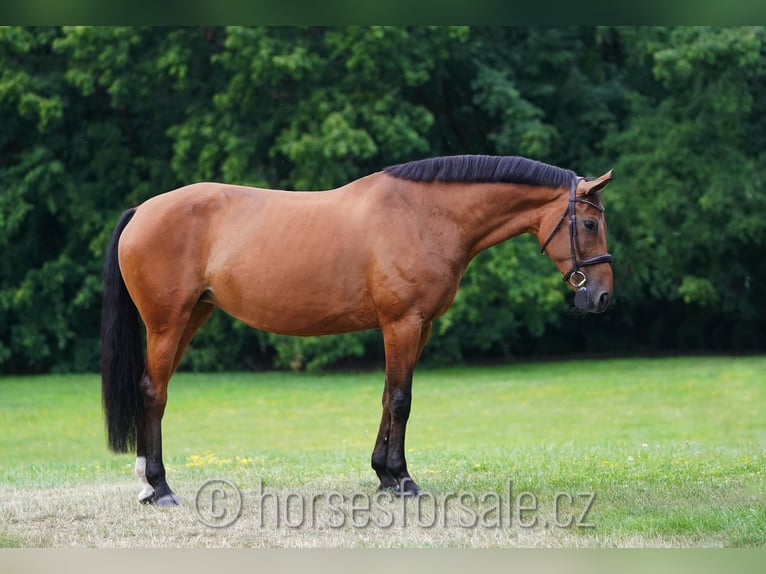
[206,271,379,336]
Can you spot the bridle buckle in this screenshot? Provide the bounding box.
[569,270,587,289]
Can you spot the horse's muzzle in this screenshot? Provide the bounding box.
[574,287,611,314]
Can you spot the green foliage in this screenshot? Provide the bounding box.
[1,26,765,373]
[428,236,565,363]
[267,331,382,372]
[601,26,766,350]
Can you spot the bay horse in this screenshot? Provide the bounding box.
[101,155,613,505]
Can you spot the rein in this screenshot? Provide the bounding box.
[540,177,613,289]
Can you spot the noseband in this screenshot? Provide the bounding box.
[540,177,612,289]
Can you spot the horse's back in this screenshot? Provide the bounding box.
[118,179,389,334]
[121,180,358,259]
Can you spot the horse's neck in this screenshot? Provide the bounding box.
[428,181,562,261]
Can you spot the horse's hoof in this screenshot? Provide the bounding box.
[398,480,423,497]
[152,493,181,506]
[377,480,399,493]
[378,478,423,497]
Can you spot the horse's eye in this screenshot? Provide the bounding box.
[583,219,597,231]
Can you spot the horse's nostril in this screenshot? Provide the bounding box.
[598,291,611,309]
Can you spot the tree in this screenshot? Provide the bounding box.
[600,27,766,350]
[2,26,764,374]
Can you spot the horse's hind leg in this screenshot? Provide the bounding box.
[172,301,214,373]
[135,301,214,505]
[135,326,185,505]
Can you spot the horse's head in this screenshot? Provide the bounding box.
[539,170,614,314]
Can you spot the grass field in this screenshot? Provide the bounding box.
[1,356,764,547]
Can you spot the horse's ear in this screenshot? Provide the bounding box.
[580,170,613,196]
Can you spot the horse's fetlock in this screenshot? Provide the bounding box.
[145,461,165,487]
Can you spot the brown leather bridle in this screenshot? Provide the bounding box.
[540,177,613,289]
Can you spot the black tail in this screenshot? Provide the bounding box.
[100,208,144,453]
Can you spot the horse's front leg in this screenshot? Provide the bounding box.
[371,384,398,490]
[372,319,432,496]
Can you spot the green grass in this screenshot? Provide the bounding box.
[1,356,764,547]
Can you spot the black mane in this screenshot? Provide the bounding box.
[383,155,575,188]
